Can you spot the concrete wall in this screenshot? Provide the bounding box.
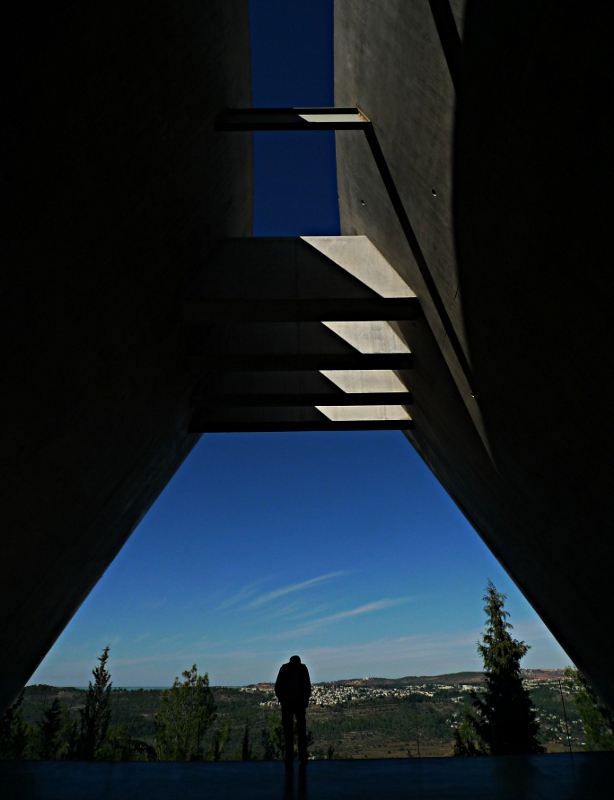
[335,0,614,709]
[1,1,252,712]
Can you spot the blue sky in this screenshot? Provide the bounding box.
[30,1,569,688]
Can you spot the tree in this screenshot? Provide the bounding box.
[564,668,614,751]
[40,699,63,760]
[105,723,156,761]
[38,699,80,761]
[453,704,487,756]
[455,582,544,755]
[241,720,252,760]
[79,645,113,760]
[0,691,36,760]
[210,722,231,761]
[261,714,283,760]
[154,665,216,761]
[258,715,312,761]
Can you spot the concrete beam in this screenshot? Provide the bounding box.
[182,297,419,323]
[190,420,414,433]
[185,236,416,301]
[194,368,410,397]
[191,393,412,407]
[188,353,414,372]
[216,107,369,131]
[185,235,415,429]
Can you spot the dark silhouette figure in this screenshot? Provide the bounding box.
[275,655,311,765]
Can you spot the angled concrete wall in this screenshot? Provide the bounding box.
[454,0,614,706]
[335,0,614,709]
[1,1,252,712]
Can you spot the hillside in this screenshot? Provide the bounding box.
[250,669,566,692]
[21,670,576,760]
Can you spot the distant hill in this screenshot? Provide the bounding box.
[248,669,566,691]
[338,672,485,687]
[519,668,567,682]
[340,669,567,687]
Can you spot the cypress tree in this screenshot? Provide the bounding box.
[79,645,113,759]
[241,720,252,760]
[458,582,544,755]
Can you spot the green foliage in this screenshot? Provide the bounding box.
[241,720,252,760]
[104,724,156,761]
[453,706,486,756]
[458,582,544,755]
[0,692,37,760]
[261,714,283,760]
[79,645,113,760]
[40,699,64,759]
[17,654,590,761]
[564,668,614,751]
[308,694,449,744]
[105,688,164,740]
[154,665,216,761]
[35,696,80,761]
[75,646,154,761]
[210,721,231,761]
[61,714,80,760]
[304,728,314,759]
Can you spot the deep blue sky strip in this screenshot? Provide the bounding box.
[250,0,340,236]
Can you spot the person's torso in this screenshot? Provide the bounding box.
[279,664,308,703]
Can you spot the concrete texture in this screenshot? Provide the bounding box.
[454,0,614,703]
[1,754,612,800]
[335,0,614,710]
[334,0,466,386]
[186,237,414,431]
[1,2,252,713]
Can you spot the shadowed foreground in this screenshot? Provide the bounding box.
[1,754,612,800]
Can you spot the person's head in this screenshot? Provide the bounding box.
[289,655,301,665]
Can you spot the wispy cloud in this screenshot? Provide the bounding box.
[245,571,349,610]
[287,604,330,621]
[214,579,268,612]
[299,629,483,677]
[257,596,417,641]
[259,601,304,621]
[112,629,480,680]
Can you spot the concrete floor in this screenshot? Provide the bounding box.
[1,754,612,800]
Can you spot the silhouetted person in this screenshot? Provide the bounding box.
[275,655,311,765]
